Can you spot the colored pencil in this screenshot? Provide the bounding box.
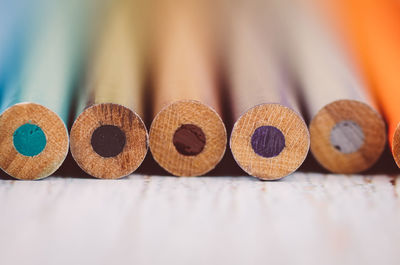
[0,0,36,79]
[223,0,310,180]
[0,0,93,180]
[148,0,227,176]
[272,0,386,173]
[70,0,148,179]
[320,0,400,167]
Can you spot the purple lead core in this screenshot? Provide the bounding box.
[251,126,285,158]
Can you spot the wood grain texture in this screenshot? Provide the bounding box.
[0,173,399,265]
[70,104,147,179]
[149,0,226,176]
[0,103,68,180]
[271,0,386,173]
[70,0,148,179]
[222,0,309,179]
[149,100,226,176]
[320,0,400,168]
[310,100,386,173]
[230,104,309,180]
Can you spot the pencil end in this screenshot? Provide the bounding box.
[70,103,148,179]
[310,99,386,173]
[0,102,69,180]
[230,103,310,180]
[149,100,227,177]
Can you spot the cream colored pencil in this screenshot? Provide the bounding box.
[272,0,386,173]
[223,0,309,180]
[318,0,400,168]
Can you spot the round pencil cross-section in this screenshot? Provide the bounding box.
[393,125,400,167]
[0,103,69,180]
[230,104,310,180]
[309,100,386,173]
[149,100,227,176]
[70,103,148,179]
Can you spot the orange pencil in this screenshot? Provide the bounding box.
[320,0,400,166]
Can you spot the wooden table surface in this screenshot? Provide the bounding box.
[0,172,399,265]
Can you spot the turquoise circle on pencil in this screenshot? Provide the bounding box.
[13,123,47,157]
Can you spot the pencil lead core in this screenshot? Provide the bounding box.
[91,125,126,158]
[173,124,206,156]
[251,126,285,158]
[330,120,364,154]
[13,123,47,157]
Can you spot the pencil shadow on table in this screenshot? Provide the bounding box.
[0,151,94,180]
[136,148,245,177]
[0,170,14,180]
[363,146,398,175]
[55,151,93,179]
[297,153,328,174]
[46,144,400,179]
[297,145,399,176]
[0,148,397,180]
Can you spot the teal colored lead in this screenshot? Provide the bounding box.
[13,123,47,157]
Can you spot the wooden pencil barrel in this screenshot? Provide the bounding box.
[70,0,148,179]
[148,0,227,176]
[274,0,386,173]
[0,0,91,179]
[322,0,400,167]
[224,0,309,180]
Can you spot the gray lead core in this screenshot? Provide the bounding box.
[330,120,364,154]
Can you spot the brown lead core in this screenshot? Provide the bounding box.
[91,125,126,158]
[173,124,206,156]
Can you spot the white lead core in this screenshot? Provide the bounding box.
[330,120,365,154]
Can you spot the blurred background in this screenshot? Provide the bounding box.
[1,0,400,265]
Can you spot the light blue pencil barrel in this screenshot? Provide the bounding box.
[0,0,98,180]
[0,0,39,111]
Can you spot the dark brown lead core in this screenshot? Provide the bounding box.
[173,124,206,156]
[251,126,285,158]
[91,125,126,158]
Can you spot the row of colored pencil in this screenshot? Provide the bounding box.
[0,0,399,180]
